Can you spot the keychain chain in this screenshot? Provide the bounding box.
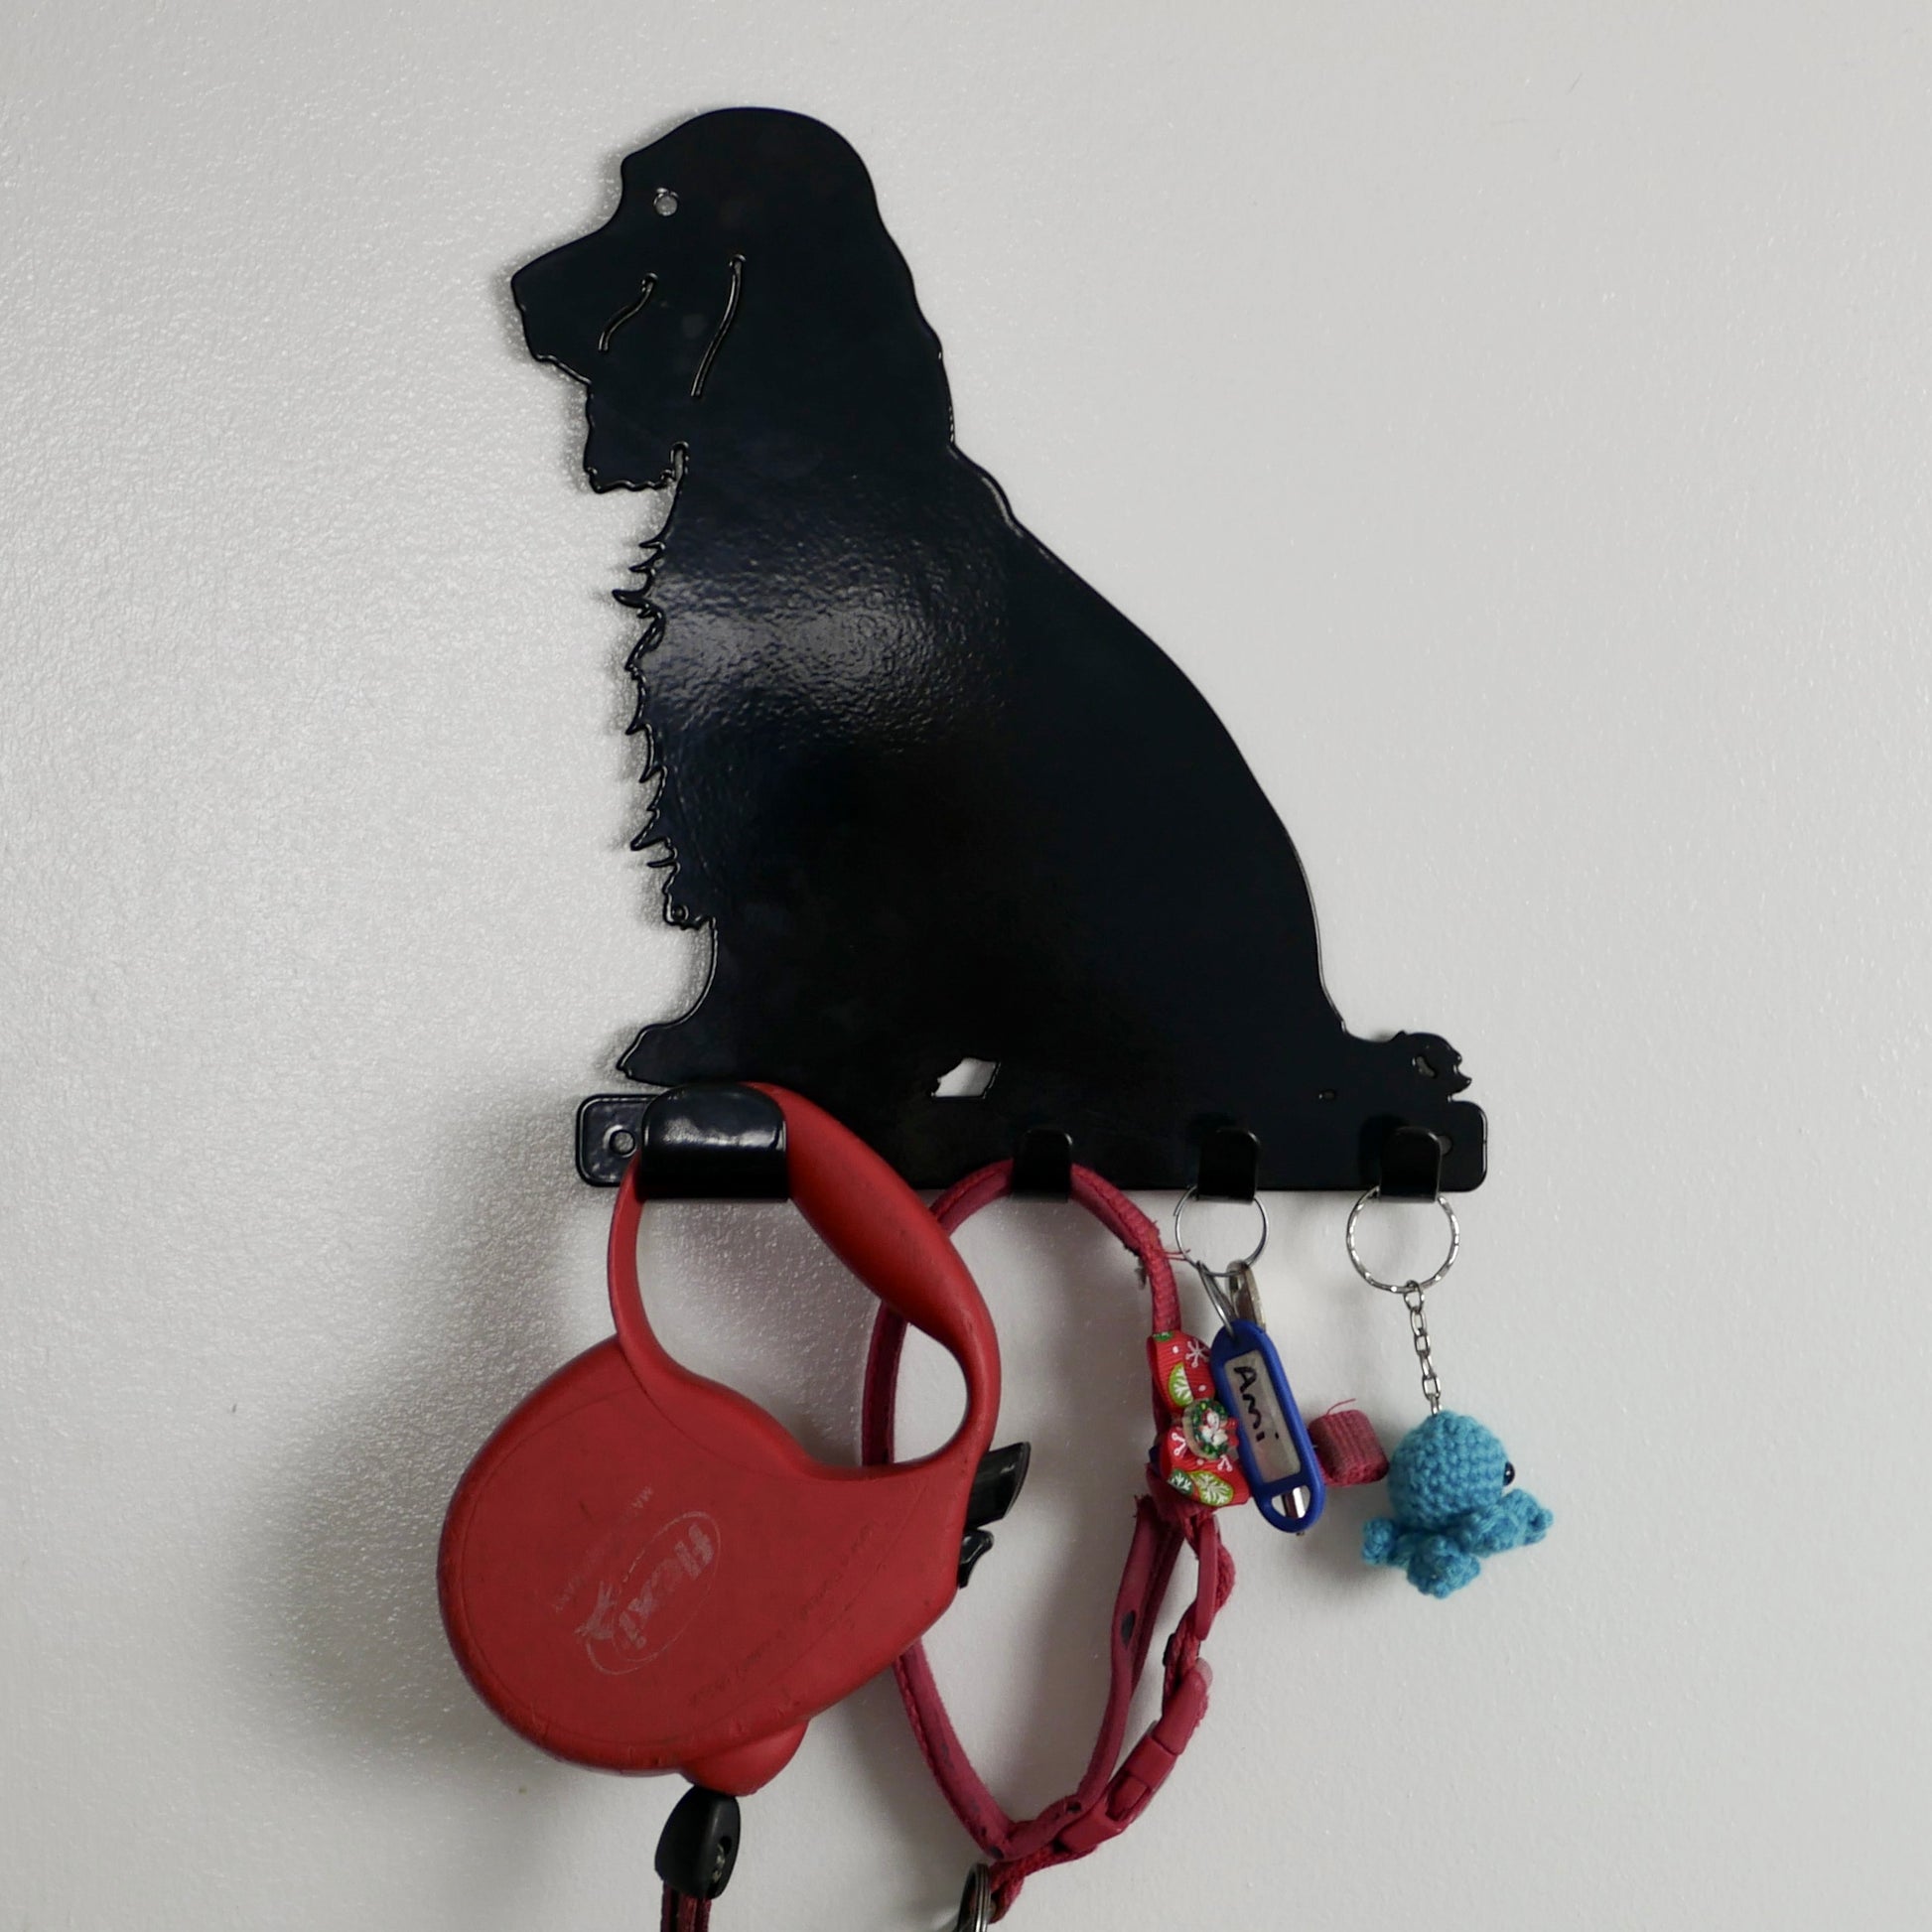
[1402,1285,1443,1415]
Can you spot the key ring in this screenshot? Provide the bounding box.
[952,1863,992,1932]
[1171,1187,1269,1325]
[1344,1186,1460,1295]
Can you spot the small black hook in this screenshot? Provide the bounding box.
[1195,1125,1259,1202]
[1377,1125,1447,1202]
[575,1084,789,1192]
[1010,1127,1072,1198]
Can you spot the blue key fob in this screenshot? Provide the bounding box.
[1211,1319,1325,1533]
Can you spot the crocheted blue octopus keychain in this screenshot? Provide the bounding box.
[1344,1190,1552,1598]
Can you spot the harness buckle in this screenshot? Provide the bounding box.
[1051,1664,1211,1857]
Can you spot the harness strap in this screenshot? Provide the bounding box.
[863,1163,1236,1920]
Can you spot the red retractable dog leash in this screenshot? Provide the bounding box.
[865,1161,1239,1926]
[440,1085,1012,1925]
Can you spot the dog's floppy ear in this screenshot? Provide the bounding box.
[637,109,957,460]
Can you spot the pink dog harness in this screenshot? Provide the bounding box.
[863,1162,1237,1922]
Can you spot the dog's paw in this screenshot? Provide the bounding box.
[618,1014,737,1087]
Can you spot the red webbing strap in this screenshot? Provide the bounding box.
[659,1890,710,1932]
[863,1163,1237,1920]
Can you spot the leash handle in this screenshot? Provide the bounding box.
[609,1083,1001,1471]
[863,1162,1236,1921]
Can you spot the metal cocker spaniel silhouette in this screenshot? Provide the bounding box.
[517,108,1483,1192]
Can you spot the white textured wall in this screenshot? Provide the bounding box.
[4,5,1928,1927]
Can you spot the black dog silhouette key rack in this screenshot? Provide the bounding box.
[522,108,1485,1202]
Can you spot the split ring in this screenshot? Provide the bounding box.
[953,1863,993,1932]
[1172,1187,1269,1274]
[1344,1188,1459,1294]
